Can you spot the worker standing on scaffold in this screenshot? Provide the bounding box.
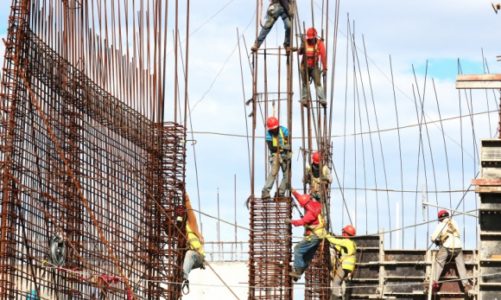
[430,210,472,294]
[298,27,327,108]
[251,0,292,52]
[262,116,291,199]
[326,225,357,300]
[289,189,326,281]
[304,150,332,199]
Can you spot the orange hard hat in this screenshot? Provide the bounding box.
[438,209,449,220]
[306,27,317,39]
[312,151,321,164]
[342,225,356,237]
[266,116,279,130]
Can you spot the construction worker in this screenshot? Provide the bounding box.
[304,151,332,198]
[326,225,357,300]
[251,0,292,52]
[181,194,205,295]
[262,116,291,198]
[289,189,326,281]
[298,27,327,107]
[430,210,472,293]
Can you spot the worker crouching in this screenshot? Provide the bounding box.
[289,189,326,281]
[326,225,357,300]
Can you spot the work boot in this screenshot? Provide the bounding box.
[431,281,439,294]
[300,99,309,108]
[251,42,259,52]
[289,268,304,282]
[261,192,271,199]
[319,98,327,108]
[181,279,190,295]
[464,283,473,294]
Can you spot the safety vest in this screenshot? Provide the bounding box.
[304,42,319,68]
[327,235,357,272]
[186,224,205,256]
[307,213,327,238]
[439,219,460,244]
[271,127,287,148]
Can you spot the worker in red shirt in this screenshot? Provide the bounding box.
[289,189,327,281]
[298,27,327,108]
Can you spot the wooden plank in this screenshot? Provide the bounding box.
[456,74,501,89]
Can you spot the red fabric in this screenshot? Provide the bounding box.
[291,191,322,229]
[304,39,327,71]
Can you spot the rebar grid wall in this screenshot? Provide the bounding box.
[248,197,292,299]
[0,0,187,299]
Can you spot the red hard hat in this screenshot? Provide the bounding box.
[312,151,321,164]
[438,209,449,219]
[342,225,356,237]
[306,27,317,39]
[266,116,279,130]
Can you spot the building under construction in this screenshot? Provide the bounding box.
[1,0,501,300]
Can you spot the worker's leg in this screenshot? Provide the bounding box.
[312,67,325,104]
[300,63,309,101]
[262,156,277,198]
[293,237,320,270]
[278,8,291,47]
[255,4,279,48]
[452,249,470,286]
[182,250,198,280]
[433,246,449,282]
[278,156,290,197]
[331,267,346,300]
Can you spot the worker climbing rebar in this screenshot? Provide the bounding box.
[251,0,293,52]
[326,225,357,300]
[304,150,332,199]
[288,189,327,281]
[181,194,206,295]
[430,210,472,294]
[262,116,291,199]
[298,27,327,108]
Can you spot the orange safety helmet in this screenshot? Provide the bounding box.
[306,27,317,40]
[266,116,279,130]
[342,225,356,237]
[438,209,449,220]
[311,151,321,164]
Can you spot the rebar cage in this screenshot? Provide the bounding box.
[0,1,187,299]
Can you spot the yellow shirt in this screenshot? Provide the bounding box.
[187,224,205,256]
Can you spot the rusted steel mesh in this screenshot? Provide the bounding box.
[304,240,331,300]
[248,197,293,299]
[0,13,186,300]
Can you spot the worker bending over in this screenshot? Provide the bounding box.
[326,225,357,300]
[289,189,326,281]
[430,210,472,293]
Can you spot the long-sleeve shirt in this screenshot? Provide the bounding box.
[299,39,327,71]
[326,235,357,272]
[431,218,462,249]
[291,190,325,236]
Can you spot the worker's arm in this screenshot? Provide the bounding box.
[318,40,327,71]
[291,209,316,227]
[321,165,332,183]
[431,222,445,243]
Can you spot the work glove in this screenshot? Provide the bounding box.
[284,218,291,224]
[322,69,327,79]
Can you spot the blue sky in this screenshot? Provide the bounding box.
[1,0,501,252]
